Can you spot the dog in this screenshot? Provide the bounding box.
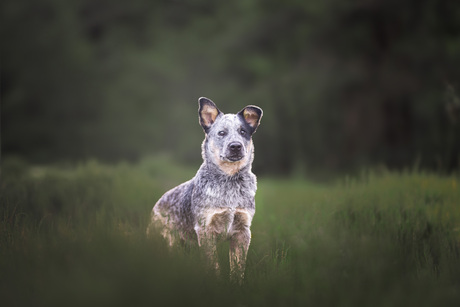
[147,97,263,281]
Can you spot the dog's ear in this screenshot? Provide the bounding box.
[238,105,263,134]
[199,97,221,133]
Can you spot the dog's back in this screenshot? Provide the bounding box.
[148,97,262,281]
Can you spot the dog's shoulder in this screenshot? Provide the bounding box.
[155,179,194,211]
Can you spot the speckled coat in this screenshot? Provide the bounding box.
[148,97,263,281]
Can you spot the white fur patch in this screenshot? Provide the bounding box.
[194,208,253,236]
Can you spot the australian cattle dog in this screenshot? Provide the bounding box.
[147,97,263,281]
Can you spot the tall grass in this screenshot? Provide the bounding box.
[1,157,460,306]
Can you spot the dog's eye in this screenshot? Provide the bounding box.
[240,129,246,135]
[218,131,227,136]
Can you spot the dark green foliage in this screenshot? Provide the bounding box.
[1,159,460,306]
[2,0,460,174]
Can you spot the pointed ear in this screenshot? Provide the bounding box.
[238,105,263,134]
[198,97,221,133]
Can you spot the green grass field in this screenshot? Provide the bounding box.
[1,157,460,306]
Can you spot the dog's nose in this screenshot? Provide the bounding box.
[229,142,242,152]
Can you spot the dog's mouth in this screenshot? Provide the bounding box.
[222,142,245,162]
[221,154,244,162]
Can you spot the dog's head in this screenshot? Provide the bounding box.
[199,97,263,175]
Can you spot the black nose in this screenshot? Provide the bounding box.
[229,142,242,152]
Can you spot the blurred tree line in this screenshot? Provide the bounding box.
[2,0,460,176]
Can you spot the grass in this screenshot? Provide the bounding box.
[1,156,460,306]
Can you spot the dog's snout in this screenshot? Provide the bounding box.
[226,142,244,162]
[229,142,242,152]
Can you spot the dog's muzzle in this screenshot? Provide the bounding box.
[226,142,244,161]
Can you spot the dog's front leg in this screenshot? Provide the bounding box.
[229,210,252,283]
[195,210,232,274]
[229,228,251,283]
[195,225,220,272]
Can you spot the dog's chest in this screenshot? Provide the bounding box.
[194,177,256,210]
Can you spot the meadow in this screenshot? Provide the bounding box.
[1,156,460,307]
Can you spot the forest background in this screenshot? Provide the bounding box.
[2,0,460,177]
[3,2,460,306]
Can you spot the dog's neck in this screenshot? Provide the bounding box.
[202,159,251,178]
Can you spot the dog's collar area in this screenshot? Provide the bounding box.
[204,160,250,177]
